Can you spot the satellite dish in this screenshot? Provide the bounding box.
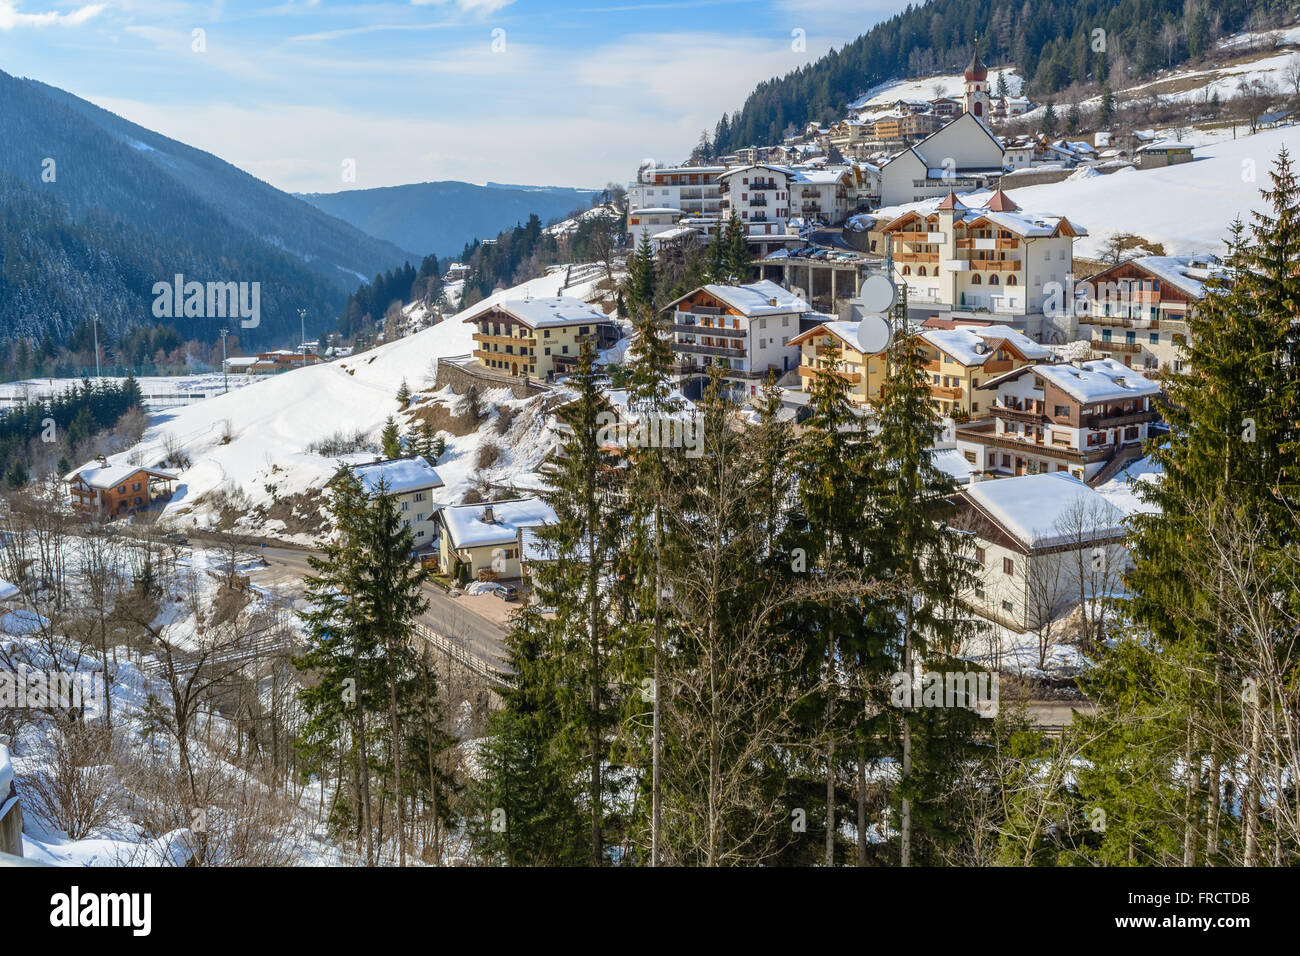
[856,313,891,354]
[858,273,898,314]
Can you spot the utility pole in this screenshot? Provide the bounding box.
[91,311,101,379]
[298,308,307,357]
[220,327,229,393]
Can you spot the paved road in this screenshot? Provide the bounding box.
[244,543,511,675]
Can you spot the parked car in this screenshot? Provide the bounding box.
[493,584,519,602]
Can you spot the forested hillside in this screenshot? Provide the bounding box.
[714,0,1277,152]
[0,70,415,350]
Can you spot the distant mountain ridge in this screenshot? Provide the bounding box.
[0,69,417,348]
[298,181,602,261]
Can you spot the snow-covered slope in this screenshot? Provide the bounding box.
[108,267,614,537]
[849,69,1024,113]
[876,124,1300,259]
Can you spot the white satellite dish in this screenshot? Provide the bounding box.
[856,313,891,354]
[858,273,898,314]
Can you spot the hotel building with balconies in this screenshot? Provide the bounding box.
[880,189,1085,318]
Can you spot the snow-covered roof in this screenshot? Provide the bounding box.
[695,280,811,317]
[439,497,558,550]
[65,463,179,489]
[493,296,610,329]
[1098,255,1224,299]
[792,320,867,352]
[601,387,695,424]
[1034,360,1161,404]
[920,325,1051,365]
[883,192,1086,237]
[351,456,444,496]
[963,472,1127,549]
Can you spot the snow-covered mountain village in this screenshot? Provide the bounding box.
[1,2,1299,907]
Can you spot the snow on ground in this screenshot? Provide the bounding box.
[0,372,256,404]
[1095,455,1163,517]
[876,124,1300,259]
[5,540,346,865]
[81,267,614,539]
[849,69,1024,113]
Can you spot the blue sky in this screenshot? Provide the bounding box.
[0,0,903,193]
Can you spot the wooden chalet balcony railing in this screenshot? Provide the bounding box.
[991,405,1043,425]
[673,321,746,338]
[1094,339,1143,353]
[930,385,963,400]
[474,332,535,349]
[896,252,939,263]
[799,364,861,384]
[981,358,1014,374]
[967,259,1019,271]
[673,342,744,359]
[1088,314,1159,328]
[1083,409,1160,429]
[955,423,1115,464]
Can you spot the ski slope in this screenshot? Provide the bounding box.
[876,124,1300,259]
[107,267,614,533]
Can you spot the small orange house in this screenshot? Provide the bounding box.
[65,462,179,519]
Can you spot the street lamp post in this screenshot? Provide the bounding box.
[220,327,229,393]
[298,309,307,357]
[91,311,101,379]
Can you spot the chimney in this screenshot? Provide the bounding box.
[483,506,495,524]
[96,454,108,467]
[768,297,778,307]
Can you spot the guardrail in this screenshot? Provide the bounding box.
[412,622,511,688]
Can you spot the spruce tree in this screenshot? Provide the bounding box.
[1084,152,1300,865]
[788,339,885,864]
[723,212,750,283]
[626,232,658,314]
[872,307,983,866]
[380,416,402,459]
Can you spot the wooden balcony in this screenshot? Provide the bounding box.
[930,385,963,400]
[1083,409,1160,429]
[955,422,1114,464]
[1094,339,1143,354]
[672,342,745,359]
[968,259,1019,271]
[991,405,1043,425]
[474,332,536,348]
[980,359,1014,374]
[673,321,746,338]
[895,251,939,263]
[799,364,861,384]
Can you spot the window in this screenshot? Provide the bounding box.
[118,485,126,493]
[1054,405,1069,417]
[1001,600,1014,613]
[133,482,141,491]
[134,497,142,505]
[401,501,409,511]
[964,451,977,464]
[1003,557,1015,575]
[975,546,986,564]
[1007,275,1017,286]
[989,274,999,285]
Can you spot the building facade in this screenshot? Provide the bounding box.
[471,296,619,381]
[954,359,1161,484]
[881,190,1085,316]
[665,280,811,399]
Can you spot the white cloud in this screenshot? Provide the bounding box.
[0,1,107,30]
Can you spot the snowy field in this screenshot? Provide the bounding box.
[876,124,1300,259]
[80,267,615,539]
